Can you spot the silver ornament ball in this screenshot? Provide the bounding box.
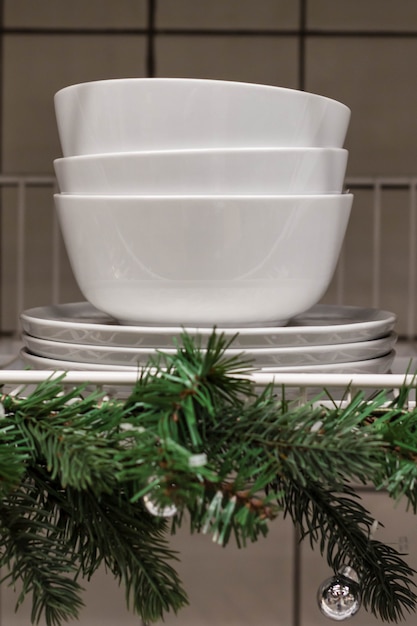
[142,493,177,518]
[317,566,361,621]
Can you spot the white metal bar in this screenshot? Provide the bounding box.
[346,176,415,187]
[334,241,346,305]
[15,181,26,333]
[407,181,417,339]
[372,180,382,308]
[0,175,55,185]
[21,176,56,185]
[248,371,417,389]
[51,180,60,304]
[0,369,414,390]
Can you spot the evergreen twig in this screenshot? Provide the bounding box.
[0,331,417,622]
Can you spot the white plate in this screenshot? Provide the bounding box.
[22,332,397,368]
[20,302,397,349]
[20,348,395,375]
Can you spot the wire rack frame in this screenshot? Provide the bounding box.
[1,174,417,393]
[0,369,415,406]
[339,176,417,340]
[3,174,417,333]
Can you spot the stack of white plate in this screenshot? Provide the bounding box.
[20,302,397,375]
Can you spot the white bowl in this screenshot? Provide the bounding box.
[54,193,353,326]
[54,78,351,157]
[54,147,348,195]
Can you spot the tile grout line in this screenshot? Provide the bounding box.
[146,0,156,77]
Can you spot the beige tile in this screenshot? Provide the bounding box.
[300,489,417,625]
[305,37,417,176]
[308,0,417,31]
[155,517,295,625]
[2,34,147,173]
[156,35,298,87]
[157,0,299,30]
[4,0,147,28]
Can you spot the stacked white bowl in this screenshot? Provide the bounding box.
[20,78,398,379]
[52,78,353,328]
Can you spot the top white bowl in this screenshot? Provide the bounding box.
[54,78,351,157]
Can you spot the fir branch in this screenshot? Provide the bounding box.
[282,479,416,621]
[0,411,30,495]
[0,380,189,623]
[2,330,417,624]
[367,405,417,510]
[19,465,189,624]
[200,387,389,489]
[116,338,417,622]
[124,331,254,449]
[6,382,130,496]
[28,447,189,623]
[61,488,188,623]
[0,479,84,626]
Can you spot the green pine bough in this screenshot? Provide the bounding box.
[0,331,417,624]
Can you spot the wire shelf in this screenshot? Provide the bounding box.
[1,174,417,399]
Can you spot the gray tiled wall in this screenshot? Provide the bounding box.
[1,4,417,623]
[2,0,417,334]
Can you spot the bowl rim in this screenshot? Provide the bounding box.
[53,146,349,165]
[54,77,351,113]
[54,192,354,201]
